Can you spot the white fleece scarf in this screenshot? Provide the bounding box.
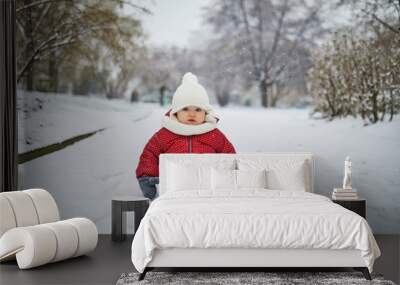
[162,111,218,136]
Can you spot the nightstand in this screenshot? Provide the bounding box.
[332,198,366,218]
[111,196,150,242]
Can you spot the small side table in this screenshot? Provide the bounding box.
[112,196,150,242]
[332,198,366,219]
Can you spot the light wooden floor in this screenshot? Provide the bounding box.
[0,235,398,285]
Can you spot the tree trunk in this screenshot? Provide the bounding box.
[25,0,34,91]
[217,90,230,106]
[48,50,58,93]
[389,88,394,121]
[372,92,378,123]
[260,79,268,108]
[270,82,281,107]
[159,85,166,106]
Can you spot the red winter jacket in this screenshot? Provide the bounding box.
[136,115,236,178]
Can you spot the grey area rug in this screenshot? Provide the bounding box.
[116,271,396,285]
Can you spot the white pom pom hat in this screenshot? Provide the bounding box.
[163,72,219,135]
[170,72,213,115]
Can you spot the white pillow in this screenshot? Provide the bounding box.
[211,168,268,190]
[268,165,306,191]
[165,158,236,193]
[211,168,236,190]
[236,169,268,188]
[237,159,307,191]
[167,162,211,191]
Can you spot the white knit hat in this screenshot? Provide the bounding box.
[170,72,213,115]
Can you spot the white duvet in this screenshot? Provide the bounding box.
[131,190,380,273]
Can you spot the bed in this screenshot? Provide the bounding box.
[131,153,381,281]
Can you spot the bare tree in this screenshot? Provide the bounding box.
[204,0,324,107]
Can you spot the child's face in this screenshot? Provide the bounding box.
[176,106,206,125]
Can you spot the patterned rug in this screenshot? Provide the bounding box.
[116,271,396,285]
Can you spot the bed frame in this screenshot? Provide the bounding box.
[138,153,372,281]
[140,248,371,280]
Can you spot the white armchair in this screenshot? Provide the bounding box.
[0,188,98,269]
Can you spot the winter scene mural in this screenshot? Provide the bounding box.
[17,0,399,234]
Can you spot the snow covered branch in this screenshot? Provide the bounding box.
[370,13,400,35]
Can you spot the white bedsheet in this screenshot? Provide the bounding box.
[131,190,380,273]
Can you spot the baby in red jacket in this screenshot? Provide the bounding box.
[136,72,236,200]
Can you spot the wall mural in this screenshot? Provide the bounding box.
[17,0,400,234]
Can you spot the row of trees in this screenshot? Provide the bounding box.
[133,0,400,117]
[15,0,328,108]
[134,0,324,107]
[309,0,400,124]
[17,0,399,121]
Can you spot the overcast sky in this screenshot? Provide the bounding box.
[126,0,353,49]
[136,0,212,48]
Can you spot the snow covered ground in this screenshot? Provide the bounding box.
[18,91,400,234]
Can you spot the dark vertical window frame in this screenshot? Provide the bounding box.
[0,0,18,192]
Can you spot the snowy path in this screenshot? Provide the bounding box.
[18,91,154,152]
[19,127,106,164]
[18,93,400,234]
[19,92,168,233]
